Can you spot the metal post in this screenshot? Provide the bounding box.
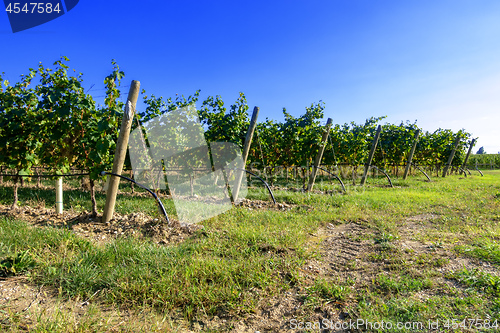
[55,177,63,214]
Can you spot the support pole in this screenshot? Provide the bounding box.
[232,106,259,202]
[55,177,63,214]
[102,80,141,222]
[411,162,431,182]
[403,129,420,180]
[307,118,333,192]
[442,135,461,177]
[460,138,476,174]
[360,125,382,186]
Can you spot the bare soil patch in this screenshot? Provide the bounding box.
[0,276,90,330]
[0,204,199,246]
[235,198,294,211]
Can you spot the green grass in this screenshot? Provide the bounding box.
[0,171,499,331]
[304,277,352,308]
[452,268,500,296]
[374,274,434,295]
[0,213,308,317]
[455,238,500,264]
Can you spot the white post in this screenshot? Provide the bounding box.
[56,177,63,214]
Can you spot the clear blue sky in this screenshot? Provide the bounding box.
[2,1,499,153]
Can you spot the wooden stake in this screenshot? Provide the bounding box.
[102,80,141,222]
[360,125,382,186]
[442,135,461,177]
[403,129,420,180]
[232,106,259,202]
[307,118,333,192]
[461,138,476,171]
[12,175,19,210]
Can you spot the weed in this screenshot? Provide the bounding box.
[375,274,433,295]
[374,232,398,244]
[0,250,36,276]
[305,278,351,307]
[456,238,500,264]
[453,268,500,296]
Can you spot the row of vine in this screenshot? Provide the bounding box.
[0,58,478,212]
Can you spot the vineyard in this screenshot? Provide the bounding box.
[468,154,500,170]
[1,58,499,332]
[0,58,487,209]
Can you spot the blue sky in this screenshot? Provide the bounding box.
[1,0,499,153]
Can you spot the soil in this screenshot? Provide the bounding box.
[0,205,497,332]
[0,204,197,246]
[235,198,294,211]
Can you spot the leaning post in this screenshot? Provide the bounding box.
[360,125,382,186]
[403,129,421,180]
[461,138,476,172]
[442,135,461,177]
[307,118,333,192]
[232,106,259,202]
[102,80,141,223]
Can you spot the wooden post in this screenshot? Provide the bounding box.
[461,138,475,171]
[307,118,333,192]
[360,125,382,186]
[129,169,135,193]
[232,106,259,202]
[403,130,420,180]
[102,80,141,222]
[442,135,461,177]
[255,130,268,182]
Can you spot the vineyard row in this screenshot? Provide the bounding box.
[0,58,492,213]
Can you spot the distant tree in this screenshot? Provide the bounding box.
[476,146,486,154]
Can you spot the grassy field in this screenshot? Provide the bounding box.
[0,171,499,332]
